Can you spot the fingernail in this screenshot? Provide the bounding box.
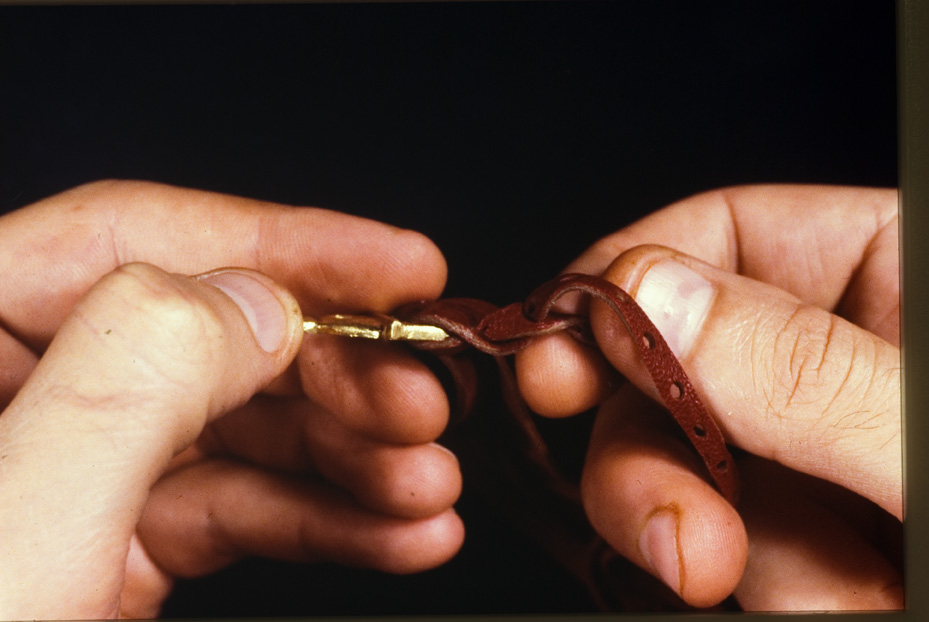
[197,270,288,353]
[638,508,682,595]
[634,260,714,359]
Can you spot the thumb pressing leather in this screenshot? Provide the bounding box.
[591,245,901,519]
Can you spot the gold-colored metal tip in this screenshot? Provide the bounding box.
[384,318,450,342]
[303,314,449,342]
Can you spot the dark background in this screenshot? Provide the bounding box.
[0,0,898,616]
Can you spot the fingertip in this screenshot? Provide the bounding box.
[390,227,449,302]
[515,333,615,417]
[342,224,448,310]
[675,494,748,607]
[349,442,463,519]
[585,456,747,607]
[352,508,465,575]
[581,391,747,608]
[299,337,451,444]
[376,359,452,442]
[592,245,715,381]
[195,268,304,359]
[384,508,466,574]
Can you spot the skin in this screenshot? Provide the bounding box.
[0,180,463,618]
[515,185,902,610]
[0,181,902,615]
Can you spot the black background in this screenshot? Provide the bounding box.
[0,0,897,616]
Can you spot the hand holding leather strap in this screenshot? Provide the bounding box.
[395,273,739,505]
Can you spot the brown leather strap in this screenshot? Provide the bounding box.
[395,273,739,504]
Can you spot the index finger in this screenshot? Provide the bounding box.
[0,180,448,347]
[566,184,898,342]
[516,185,898,417]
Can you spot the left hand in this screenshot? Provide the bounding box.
[0,181,463,618]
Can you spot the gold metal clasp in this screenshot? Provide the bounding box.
[303,313,449,342]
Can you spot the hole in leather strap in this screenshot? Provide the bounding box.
[641,332,656,350]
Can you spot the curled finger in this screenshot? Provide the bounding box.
[581,385,748,608]
[137,459,466,580]
[199,396,462,518]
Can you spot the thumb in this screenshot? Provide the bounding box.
[0,262,303,619]
[591,245,901,519]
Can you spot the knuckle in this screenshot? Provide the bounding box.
[70,178,126,196]
[74,178,161,198]
[67,179,162,216]
[751,303,897,444]
[36,264,229,429]
[85,263,226,371]
[754,305,851,426]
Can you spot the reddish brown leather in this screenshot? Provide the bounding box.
[396,273,739,504]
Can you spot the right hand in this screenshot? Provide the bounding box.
[515,185,902,610]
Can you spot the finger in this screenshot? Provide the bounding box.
[0,329,36,409]
[0,180,447,348]
[734,457,903,611]
[297,335,450,444]
[593,245,901,518]
[198,396,462,518]
[567,185,898,336]
[515,331,618,417]
[137,459,466,579]
[119,534,174,619]
[0,263,303,619]
[582,386,902,610]
[516,185,898,418]
[581,386,748,608]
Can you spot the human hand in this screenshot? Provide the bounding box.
[515,185,902,610]
[0,181,463,618]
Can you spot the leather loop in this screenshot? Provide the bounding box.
[394,273,739,505]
